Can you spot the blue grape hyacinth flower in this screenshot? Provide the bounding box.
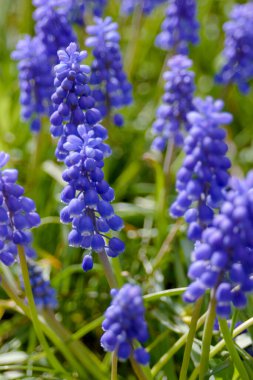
[156,0,199,54]
[22,259,58,309]
[33,0,77,58]
[216,3,253,94]
[85,17,132,126]
[170,97,232,241]
[50,43,125,270]
[151,55,195,151]
[12,36,53,132]
[121,0,166,15]
[0,152,41,266]
[101,284,150,365]
[184,172,253,318]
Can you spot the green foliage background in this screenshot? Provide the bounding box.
[0,0,253,379]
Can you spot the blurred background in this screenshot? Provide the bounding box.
[0,0,252,378]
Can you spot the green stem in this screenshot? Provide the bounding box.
[199,293,217,380]
[1,269,95,379]
[130,355,149,380]
[143,287,186,302]
[179,297,203,380]
[230,308,239,333]
[218,318,249,380]
[71,316,104,341]
[98,249,118,288]
[189,317,253,380]
[151,312,207,376]
[18,247,65,375]
[163,139,174,178]
[111,351,118,380]
[125,1,143,78]
[43,310,108,379]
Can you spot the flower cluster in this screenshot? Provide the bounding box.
[85,17,132,127]
[12,36,53,132]
[156,0,199,54]
[12,0,78,132]
[50,43,125,270]
[184,173,253,318]
[121,0,166,15]
[101,284,150,364]
[33,0,77,58]
[170,97,232,241]
[23,259,58,309]
[0,152,40,266]
[151,55,195,151]
[216,3,253,94]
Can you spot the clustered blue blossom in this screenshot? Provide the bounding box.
[12,36,53,132]
[33,0,77,58]
[156,0,199,54]
[0,152,41,266]
[184,172,253,318]
[85,17,132,127]
[216,3,253,94]
[23,259,58,309]
[121,0,166,15]
[50,43,125,271]
[12,0,78,132]
[170,97,232,241]
[101,284,150,365]
[152,55,195,151]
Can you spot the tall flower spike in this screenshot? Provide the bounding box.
[50,43,125,270]
[121,0,166,15]
[0,152,41,266]
[151,55,195,151]
[12,36,53,132]
[33,0,77,58]
[156,0,199,54]
[170,97,232,241]
[215,3,253,93]
[101,284,150,365]
[86,17,132,127]
[22,259,58,309]
[184,173,253,318]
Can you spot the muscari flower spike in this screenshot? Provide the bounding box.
[12,36,53,132]
[215,3,253,94]
[33,0,77,58]
[170,97,232,241]
[85,17,132,127]
[101,284,150,365]
[50,43,125,271]
[156,0,199,54]
[151,54,195,151]
[121,0,166,15]
[22,259,58,309]
[0,152,40,266]
[184,172,253,318]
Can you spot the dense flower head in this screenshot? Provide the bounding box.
[152,55,195,151]
[12,36,53,132]
[33,0,77,58]
[184,173,253,318]
[101,284,150,365]
[0,152,41,266]
[50,43,124,269]
[170,97,232,241]
[50,42,96,160]
[121,0,166,15]
[156,0,199,54]
[22,259,58,309]
[85,17,132,127]
[216,3,253,93]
